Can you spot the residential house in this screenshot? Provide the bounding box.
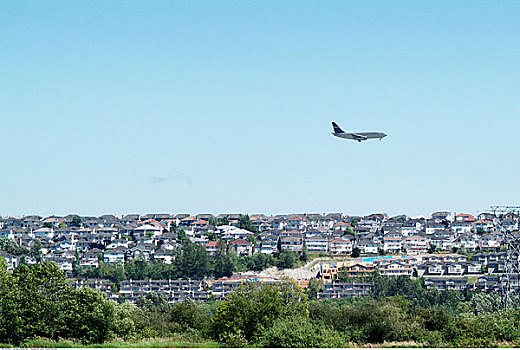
[103,247,126,264]
[229,239,253,256]
[333,222,351,232]
[356,238,379,254]
[22,215,42,227]
[428,230,454,251]
[258,235,278,255]
[318,282,372,299]
[403,235,428,255]
[425,221,446,235]
[179,216,197,227]
[279,236,304,253]
[479,233,501,250]
[133,224,163,238]
[451,221,473,234]
[205,241,220,256]
[431,211,454,222]
[126,245,153,261]
[305,235,329,254]
[455,213,475,222]
[80,250,101,268]
[0,253,17,270]
[446,263,465,275]
[152,248,173,264]
[33,227,54,239]
[286,215,306,230]
[376,260,413,276]
[382,236,402,254]
[328,237,353,254]
[424,277,468,291]
[217,225,253,240]
[339,262,375,278]
[454,234,479,251]
[474,220,494,233]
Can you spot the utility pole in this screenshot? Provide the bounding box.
[489,206,520,309]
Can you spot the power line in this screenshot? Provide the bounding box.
[490,206,520,310]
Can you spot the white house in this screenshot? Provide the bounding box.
[328,238,353,254]
[133,224,163,238]
[474,220,494,233]
[305,235,329,254]
[382,237,402,253]
[357,239,379,254]
[103,247,126,264]
[403,235,428,255]
[451,221,473,234]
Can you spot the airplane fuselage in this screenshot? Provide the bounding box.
[332,131,387,142]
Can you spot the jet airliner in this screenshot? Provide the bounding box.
[331,122,387,142]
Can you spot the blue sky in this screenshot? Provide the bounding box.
[1,1,519,218]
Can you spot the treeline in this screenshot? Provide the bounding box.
[73,241,305,287]
[3,260,520,347]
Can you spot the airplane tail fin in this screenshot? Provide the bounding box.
[332,122,344,134]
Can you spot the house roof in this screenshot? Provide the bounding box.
[231,239,252,246]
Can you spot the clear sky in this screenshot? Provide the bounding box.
[1,1,519,218]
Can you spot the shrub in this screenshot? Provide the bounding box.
[254,316,349,348]
[211,279,308,342]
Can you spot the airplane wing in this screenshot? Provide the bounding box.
[350,133,368,141]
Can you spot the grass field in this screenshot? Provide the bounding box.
[5,337,221,348]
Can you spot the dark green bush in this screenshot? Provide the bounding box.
[254,316,349,348]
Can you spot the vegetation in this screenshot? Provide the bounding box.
[0,260,114,345]
[73,243,300,286]
[0,238,29,256]
[5,258,520,347]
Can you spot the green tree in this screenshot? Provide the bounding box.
[213,245,237,278]
[174,241,210,279]
[211,279,309,343]
[136,292,170,313]
[176,229,189,244]
[0,238,29,256]
[71,215,82,227]
[237,214,258,233]
[218,217,230,226]
[169,300,208,332]
[253,252,268,271]
[0,261,115,345]
[31,238,42,263]
[254,315,348,347]
[300,243,308,263]
[208,217,218,227]
[277,250,296,269]
[306,277,323,300]
[351,247,361,258]
[345,227,355,236]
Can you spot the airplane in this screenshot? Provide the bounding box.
[331,122,387,142]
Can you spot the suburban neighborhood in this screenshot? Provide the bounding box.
[0,210,519,302]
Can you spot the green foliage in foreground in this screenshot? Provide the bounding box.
[5,259,520,347]
[211,279,308,345]
[0,261,114,345]
[14,338,220,348]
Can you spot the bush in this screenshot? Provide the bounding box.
[254,316,349,348]
[419,308,451,332]
[0,262,116,345]
[211,279,308,342]
[443,311,520,346]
